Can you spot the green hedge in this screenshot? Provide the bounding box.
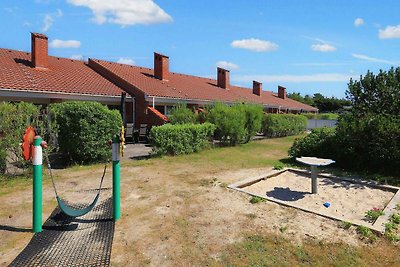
[288,127,337,159]
[206,103,263,145]
[0,102,42,174]
[336,114,400,173]
[50,101,122,164]
[168,103,197,124]
[289,114,400,176]
[263,114,307,138]
[149,123,216,155]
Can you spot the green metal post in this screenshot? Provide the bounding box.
[32,136,43,233]
[112,135,121,221]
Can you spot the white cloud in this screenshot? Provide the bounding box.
[231,38,278,52]
[70,54,84,60]
[67,0,172,26]
[216,61,239,70]
[379,25,400,39]
[42,14,54,32]
[117,57,136,65]
[311,43,337,52]
[354,18,364,27]
[49,39,81,48]
[234,73,354,83]
[352,53,399,65]
[42,9,63,32]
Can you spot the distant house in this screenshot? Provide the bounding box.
[0,33,317,128]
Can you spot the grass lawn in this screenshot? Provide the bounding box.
[0,135,399,266]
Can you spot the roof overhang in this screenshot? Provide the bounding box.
[0,88,133,103]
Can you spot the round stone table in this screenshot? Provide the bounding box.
[296,157,335,194]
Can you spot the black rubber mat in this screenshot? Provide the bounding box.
[9,192,115,267]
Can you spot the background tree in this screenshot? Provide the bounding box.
[347,67,400,116]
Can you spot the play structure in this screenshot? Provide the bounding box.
[21,126,122,233]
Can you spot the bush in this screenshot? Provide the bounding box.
[236,104,264,142]
[207,103,247,145]
[0,102,42,174]
[205,103,263,145]
[335,113,400,174]
[168,103,197,124]
[263,114,307,138]
[50,101,122,164]
[149,123,215,155]
[288,127,337,159]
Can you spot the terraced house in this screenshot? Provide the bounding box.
[0,33,317,127]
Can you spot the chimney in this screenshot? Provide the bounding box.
[278,85,286,99]
[154,52,169,81]
[217,67,230,89]
[31,32,48,69]
[253,81,262,96]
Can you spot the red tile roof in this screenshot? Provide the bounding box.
[0,48,124,97]
[89,59,317,111]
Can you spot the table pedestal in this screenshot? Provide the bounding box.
[311,166,318,194]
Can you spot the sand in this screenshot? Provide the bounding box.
[243,170,396,227]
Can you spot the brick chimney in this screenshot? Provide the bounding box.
[278,85,287,99]
[154,52,169,81]
[31,32,48,69]
[217,67,230,89]
[253,81,262,96]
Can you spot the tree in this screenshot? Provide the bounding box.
[346,67,400,116]
[288,92,349,113]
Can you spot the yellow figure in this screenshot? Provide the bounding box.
[120,126,125,157]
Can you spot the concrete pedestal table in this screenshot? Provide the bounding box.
[296,157,335,194]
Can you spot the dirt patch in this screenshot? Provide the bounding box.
[1,163,397,266]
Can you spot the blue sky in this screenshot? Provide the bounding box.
[1,0,400,98]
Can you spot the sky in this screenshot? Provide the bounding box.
[1,0,400,98]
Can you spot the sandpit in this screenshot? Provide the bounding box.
[229,169,400,232]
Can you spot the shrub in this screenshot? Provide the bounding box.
[235,104,264,143]
[365,208,384,223]
[50,101,122,164]
[335,113,400,174]
[0,102,42,174]
[168,103,197,125]
[207,103,247,145]
[263,114,307,138]
[149,123,216,155]
[288,127,337,159]
[206,103,263,145]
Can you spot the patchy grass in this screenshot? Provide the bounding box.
[124,136,297,173]
[218,233,400,266]
[250,196,265,204]
[2,135,400,266]
[338,221,352,230]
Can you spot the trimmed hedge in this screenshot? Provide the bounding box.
[149,123,216,155]
[263,114,307,138]
[50,101,122,164]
